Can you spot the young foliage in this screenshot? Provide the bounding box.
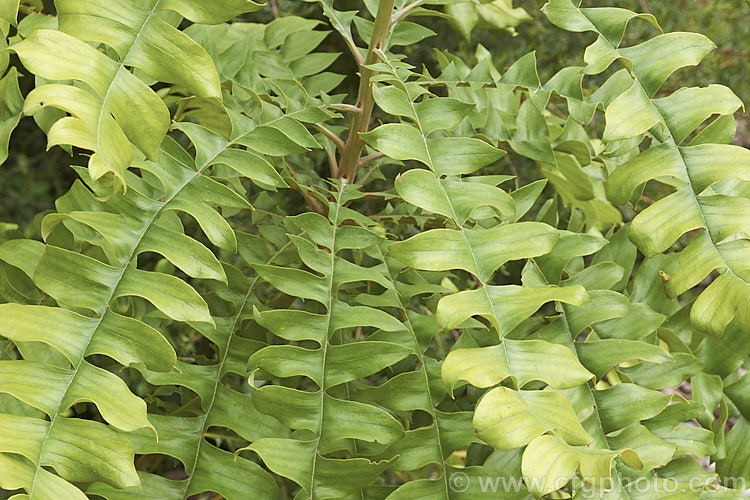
[1,0,749,499]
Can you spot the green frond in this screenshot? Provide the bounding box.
[356,247,478,499]
[547,0,750,337]
[2,1,749,498]
[242,187,413,498]
[9,0,262,183]
[0,123,268,496]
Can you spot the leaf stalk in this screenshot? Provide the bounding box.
[336,0,396,181]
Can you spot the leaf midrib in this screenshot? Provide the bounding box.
[178,238,295,499]
[28,128,234,496]
[577,6,750,293]
[308,187,343,498]
[528,257,635,499]
[94,1,160,170]
[378,246,452,499]
[380,54,516,496]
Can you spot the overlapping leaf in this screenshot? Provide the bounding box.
[238,187,413,498]
[1,1,748,498]
[546,0,750,337]
[0,124,266,497]
[11,0,262,183]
